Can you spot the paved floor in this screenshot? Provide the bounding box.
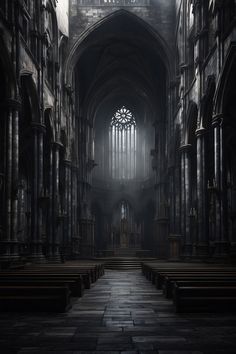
[0,270,236,354]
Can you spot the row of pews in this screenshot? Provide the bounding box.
[142,261,236,313]
[0,260,104,312]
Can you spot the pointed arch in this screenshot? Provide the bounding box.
[64,9,173,87]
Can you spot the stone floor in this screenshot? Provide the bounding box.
[0,270,236,354]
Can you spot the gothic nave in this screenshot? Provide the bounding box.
[1,0,236,353]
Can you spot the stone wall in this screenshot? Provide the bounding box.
[69,0,176,52]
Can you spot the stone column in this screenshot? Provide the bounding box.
[0,99,21,265]
[79,178,95,258]
[48,141,62,262]
[153,119,168,259]
[212,114,229,257]
[10,100,21,259]
[61,159,71,259]
[180,144,192,257]
[195,127,208,256]
[30,123,46,263]
[71,164,80,258]
[45,142,53,259]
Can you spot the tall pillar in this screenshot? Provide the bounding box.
[30,123,46,263]
[195,127,208,256]
[10,100,20,259]
[71,164,80,258]
[180,144,193,257]
[212,114,229,257]
[153,119,168,259]
[168,166,182,260]
[48,141,62,262]
[61,159,72,259]
[45,142,53,259]
[0,99,21,266]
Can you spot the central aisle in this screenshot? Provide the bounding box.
[72,270,175,351]
[1,270,236,353]
[66,270,236,352]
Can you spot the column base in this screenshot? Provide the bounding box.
[29,255,46,264]
[47,254,61,263]
[30,243,46,263]
[0,255,21,269]
[196,242,209,258]
[0,241,20,268]
[80,244,95,258]
[46,244,62,263]
[61,245,73,261]
[213,241,229,259]
[182,243,193,258]
[229,243,236,263]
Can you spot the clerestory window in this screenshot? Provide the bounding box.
[109,106,136,179]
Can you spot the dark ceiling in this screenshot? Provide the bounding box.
[74,11,168,124]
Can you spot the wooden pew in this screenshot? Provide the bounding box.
[164,277,236,299]
[155,270,236,289]
[173,284,236,313]
[142,261,236,313]
[0,270,91,289]
[0,276,83,297]
[0,260,104,312]
[0,285,70,312]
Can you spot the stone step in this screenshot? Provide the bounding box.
[96,257,156,270]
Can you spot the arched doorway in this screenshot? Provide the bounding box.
[111,200,141,252]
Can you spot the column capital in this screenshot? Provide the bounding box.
[1,98,21,110]
[179,144,192,153]
[51,141,64,150]
[212,113,223,127]
[31,122,46,133]
[195,127,206,137]
[63,159,72,167]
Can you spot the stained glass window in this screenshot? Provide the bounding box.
[109,106,136,179]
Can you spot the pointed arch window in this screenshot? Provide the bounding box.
[109,106,136,179]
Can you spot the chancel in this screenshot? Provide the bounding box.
[0,0,236,352]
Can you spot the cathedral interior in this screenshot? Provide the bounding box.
[1,0,236,352]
